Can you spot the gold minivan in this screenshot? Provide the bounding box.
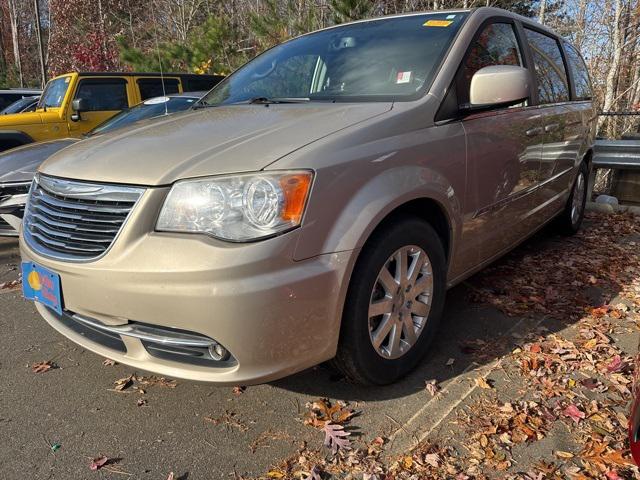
[20,7,595,385]
[0,72,223,152]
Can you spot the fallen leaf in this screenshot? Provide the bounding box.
[446,358,455,366]
[563,404,585,423]
[555,450,574,459]
[89,456,108,471]
[424,452,440,467]
[102,358,116,366]
[113,375,133,392]
[31,361,54,373]
[606,355,623,373]
[425,379,439,396]
[323,422,351,453]
[232,386,246,396]
[136,398,147,407]
[475,377,493,389]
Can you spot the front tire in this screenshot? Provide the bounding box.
[333,216,447,385]
[557,161,588,235]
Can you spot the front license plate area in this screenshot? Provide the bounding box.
[22,262,63,315]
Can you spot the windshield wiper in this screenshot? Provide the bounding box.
[247,97,310,105]
[192,97,310,109]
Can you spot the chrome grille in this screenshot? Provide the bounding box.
[23,174,144,261]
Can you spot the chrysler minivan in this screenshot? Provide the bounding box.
[20,7,595,385]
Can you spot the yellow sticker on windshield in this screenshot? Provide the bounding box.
[424,19,453,27]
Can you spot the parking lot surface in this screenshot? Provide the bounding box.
[1,212,639,479]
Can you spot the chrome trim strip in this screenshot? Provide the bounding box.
[70,313,216,348]
[38,174,143,202]
[0,181,31,188]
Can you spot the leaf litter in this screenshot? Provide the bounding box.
[251,212,640,479]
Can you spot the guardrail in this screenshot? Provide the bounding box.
[593,139,640,170]
[587,138,640,200]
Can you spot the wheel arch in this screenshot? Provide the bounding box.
[363,197,453,265]
[0,130,34,153]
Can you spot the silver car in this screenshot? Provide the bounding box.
[20,7,594,385]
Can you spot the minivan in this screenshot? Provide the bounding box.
[20,7,595,385]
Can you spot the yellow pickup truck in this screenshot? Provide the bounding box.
[0,71,223,152]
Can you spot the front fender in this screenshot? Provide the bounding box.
[293,162,463,262]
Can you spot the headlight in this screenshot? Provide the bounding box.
[156,171,313,241]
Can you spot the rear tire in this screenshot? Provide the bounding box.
[557,161,588,235]
[332,216,446,385]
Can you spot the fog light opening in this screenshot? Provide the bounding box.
[208,342,230,361]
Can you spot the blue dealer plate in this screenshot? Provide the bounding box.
[22,262,63,315]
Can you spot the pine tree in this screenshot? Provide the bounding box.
[330,0,374,24]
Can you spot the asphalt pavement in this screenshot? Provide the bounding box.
[0,222,636,479]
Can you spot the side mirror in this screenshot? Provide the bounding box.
[72,98,88,112]
[466,65,530,111]
[71,98,88,122]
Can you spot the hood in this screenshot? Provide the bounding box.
[40,103,392,186]
[0,111,43,127]
[0,139,78,184]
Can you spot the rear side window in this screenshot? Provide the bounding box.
[0,94,23,110]
[457,23,523,105]
[137,79,180,100]
[75,79,128,111]
[182,75,223,92]
[524,28,569,104]
[564,43,592,100]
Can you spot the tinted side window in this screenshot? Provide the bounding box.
[137,79,180,100]
[0,93,24,110]
[182,75,223,92]
[456,23,523,105]
[564,43,592,100]
[75,79,128,111]
[524,28,569,104]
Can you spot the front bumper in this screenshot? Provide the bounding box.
[20,187,355,384]
[0,182,29,236]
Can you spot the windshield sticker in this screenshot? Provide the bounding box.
[446,14,456,19]
[424,19,453,27]
[396,71,413,84]
[143,97,170,105]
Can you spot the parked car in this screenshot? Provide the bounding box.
[1,96,40,115]
[0,72,223,152]
[20,7,595,385]
[0,88,41,111]
[0,92,204,237]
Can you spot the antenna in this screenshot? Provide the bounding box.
[152,9,169,116]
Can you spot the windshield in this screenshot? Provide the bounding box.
[202,13,467,106]
[89,96,198,136]
[1,96,38,114]
[38,76,71,108]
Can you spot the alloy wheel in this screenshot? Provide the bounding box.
[571,171,585,225]
[368,245,433,360]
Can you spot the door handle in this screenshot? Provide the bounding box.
[544,123,560,132]
[525,127,543,137]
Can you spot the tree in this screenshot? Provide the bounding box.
[6,0,22,86]
[330,0,374,23]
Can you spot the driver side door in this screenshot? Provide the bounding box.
[67,78,131,136]
[458,21,544,266]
